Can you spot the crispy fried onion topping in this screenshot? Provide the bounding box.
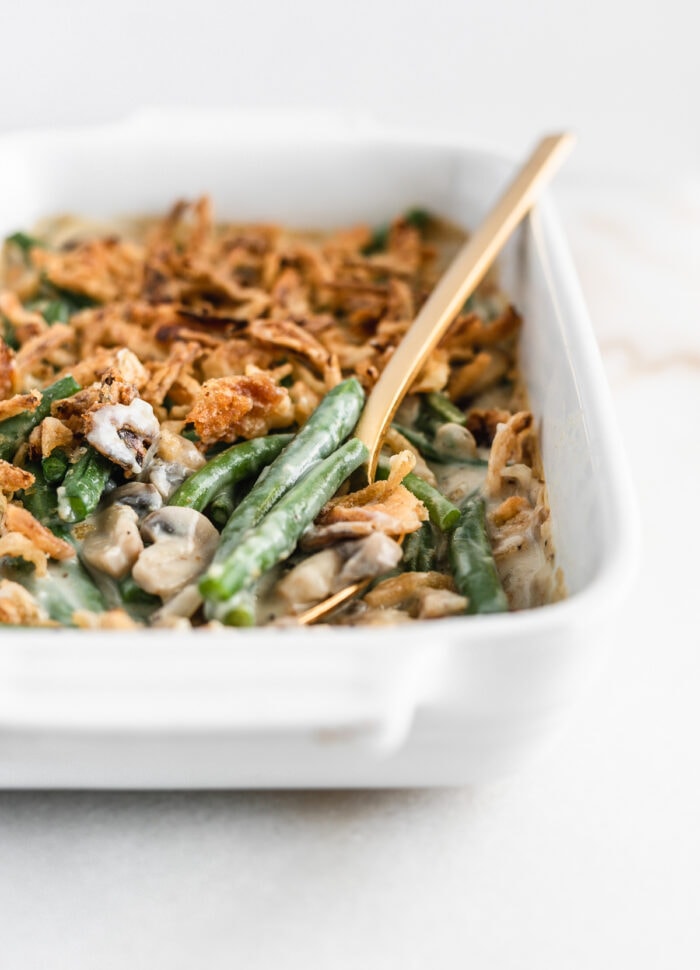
[0,532,48,576]
[302,450,428,548]
[0,459,35,494]
[485,410,534,497]
[3,503,75,561]
[363,571,467,619]
[0,389,42,422]
[186,372,293,444]
[52,377,137,432]
[3,199,521,432]
[0,579,50,626]
[0,338,18,400]
[250,318,325,370]
[31,238,144,303]
[69,346,149,390]
[28,416,74,460]
[72,608,142,629]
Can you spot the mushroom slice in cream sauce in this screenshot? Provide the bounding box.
[81,505,143,580]
[132,507,219,599]
[87,398,160,476]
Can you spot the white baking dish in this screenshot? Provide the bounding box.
[0,111,639,788]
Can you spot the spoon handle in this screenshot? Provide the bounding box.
[355,132,575,480]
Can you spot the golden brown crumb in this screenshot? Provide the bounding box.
[249,318,335,381]
[466,407,512,445]
[186,372,293,444]
[31,238,144,303]
[0,338,18,400]
[0,532,48,575]
[443,305,521,356]
[0,390,38,424]
[72,608,142,629]
[68,346,149,390]
[490,495,531,526]
[27,416,75,460]
[364,571,457,617]
[304,451,428,547]
[3,503,75,560]
[448,349,512,401]
[0,459,35,494]
[51,377,137,434]
[140,341,202,408]
[485,411,534,498]
[384,427,437,485]
[14,324,76,385]
[0,579,51,626]
[0,291,46,344]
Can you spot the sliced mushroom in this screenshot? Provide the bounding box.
[277,548,342,609]
[417,588,468,619]
[335,533,403,587]
[151,583,202,623]
[157,428,206,472]
[132,506,219,598]
[433,422,478,461]
[86,397,160,476]
[81,504,144,580]
[150,615,193,630]
[147,458,191,500]
[110,481,163,516]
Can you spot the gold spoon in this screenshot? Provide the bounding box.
[298,133,574,625]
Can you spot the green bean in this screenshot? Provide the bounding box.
[424,391,466,426]
[42,299,73,325]
[403,208,431,231]
[42,559,106,624]
[391,423,444,462]
[57,447,112,523]
[449,494,508,615]
[208,377,364,575]
[48,287,97,311]
[11,551,106,626]
[208,485,237,529]
[5,231,43,256]
[168,433,292,512]
[19,462,54,523]
[392,422,487,467]
[42,448,70,484]
[204,587,258,627]
[402,521,437,573]
[362,224,389,255]
[200,437,368,606]
[362,209,430,256]
[375,457,460,531]
[1,318,18,350]
[0,375,81,462]
[19,462,66,535]
[117,574,160,607]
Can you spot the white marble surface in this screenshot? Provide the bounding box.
[0,175,697,969]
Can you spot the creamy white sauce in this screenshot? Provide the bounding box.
[87,398,160,475]
[434,461,488,506]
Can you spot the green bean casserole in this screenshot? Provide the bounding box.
[0,199,562,629]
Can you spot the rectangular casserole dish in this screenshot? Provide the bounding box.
[0,110,639,788]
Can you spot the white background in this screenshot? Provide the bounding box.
[0,2,699,967]
[1,0,698,179]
